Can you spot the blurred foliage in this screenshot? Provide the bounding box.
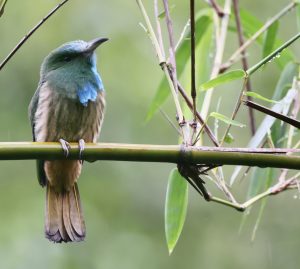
[1,0,300,268]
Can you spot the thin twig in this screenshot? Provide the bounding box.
[221,1,298,72]
[278,78,300,184]
[216,167,238,203]
[232,0,256,135]
[175,19,190,50]
[210,196,244,211]
[154,0,165,58]
[211,171,300,211]
[162,0,179,94]
[190,0,197,122]
[207,0,224,17]
[243,99,300,129]
[0,0,8,17]
[287,79,300,148]
[159,108,181,135]
[0,0,70,71]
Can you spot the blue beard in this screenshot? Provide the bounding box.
[77,67,104,106]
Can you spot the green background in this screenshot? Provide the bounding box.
[0,0,300,268]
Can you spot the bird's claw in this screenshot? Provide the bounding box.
[79,139,85,163]
[59,138,71,158]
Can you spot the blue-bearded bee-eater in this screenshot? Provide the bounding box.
[29,38,108,243]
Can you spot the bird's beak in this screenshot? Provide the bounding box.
[85,37,109,53]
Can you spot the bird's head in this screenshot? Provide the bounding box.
[41,38,108,78]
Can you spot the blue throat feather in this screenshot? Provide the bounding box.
[77,67,104,106]
[41,40,105,106]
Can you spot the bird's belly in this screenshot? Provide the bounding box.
[33,85,105,191]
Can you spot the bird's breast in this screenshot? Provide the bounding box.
[34,82,105,143]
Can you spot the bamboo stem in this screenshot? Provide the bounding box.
[221,1,298,72]
[246,32,300,75]
[1,142,300,170]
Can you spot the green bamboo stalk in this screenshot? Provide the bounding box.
[221,1,298,72]
[1,142,300,170]
[247,32,300,75]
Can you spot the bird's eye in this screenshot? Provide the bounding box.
[63,56,72,62]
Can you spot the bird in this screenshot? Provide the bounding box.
[28,37,108,243]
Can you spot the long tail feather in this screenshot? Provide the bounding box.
[45,183,86,243]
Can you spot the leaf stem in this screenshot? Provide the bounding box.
[246,32,300,75]
[221,1,298,72]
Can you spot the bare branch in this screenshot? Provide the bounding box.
[154,0,165,58]
[207,0,224,17]
[190,0,197,122]
[0,0,70,71]
[243,100,300,129]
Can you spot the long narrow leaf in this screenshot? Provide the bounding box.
[200,70,246,91]
[262,21,279,59]
[239,167,265,234]
[244,91,278,103]
[271,62,298,147]
[165,168,188,255]
[297,4,300,32]
[240,9,294,69]
[209,112,245,127]
[251,168,274,241]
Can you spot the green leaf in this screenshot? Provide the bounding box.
[146,9,213,121]
[251,168,274,241]
[239,167,266,234]
[0,0,8,17]
[200,70,246,91]
[240,168,274,240]
[239,9,263,41]
[224,132,234,144]
[271,62,298,147]
[272,62,298,103]
[297,4,300,32]
[262,21,279,59]
[240,9,294,69]
[247,168,267,200]
[165,168,188,255]
[209,112,245,128]
[244,91,278,103]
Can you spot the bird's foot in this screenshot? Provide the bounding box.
[59,138,71,158]
[78,139,85,163]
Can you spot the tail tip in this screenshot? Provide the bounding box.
[46,231,85,243]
